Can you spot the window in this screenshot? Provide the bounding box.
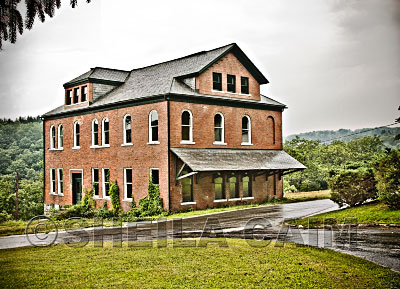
[124,168,133,200]
[227,74,236,93]
[102,118,109,146]
[92,119,99,146]
[102,168,110,197]
[50,168,56,194]
[181,110,193,142]
[150,168,159,185]
[123,115,132,144]
[66,90,72,105]
[73,121,80,148]
[50,125,56,149]
[149,110,159,143]
[241,77,249,94]
[57,169,63,195]
[214,113,224,143]
[214,174,225,200]
[92,168,99,196]
[58,125,63,149]
[229,174,239,199]
[81,86,87,102]
[242,175,252,198]
[212,72,222,91]
[181,170,193,203]
[73,87,79,103]
[242,116,251,144]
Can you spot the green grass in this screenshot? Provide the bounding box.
[0,239,398,288]
[288,201,400,228]
[0,191,331,237]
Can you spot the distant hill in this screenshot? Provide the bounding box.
[285,126,400,147]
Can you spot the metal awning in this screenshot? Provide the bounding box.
[171,147,306,174]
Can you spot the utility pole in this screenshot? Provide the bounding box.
[15,171,19,221]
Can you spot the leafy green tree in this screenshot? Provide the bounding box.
[139,174,164,217]
[373,149,400,209]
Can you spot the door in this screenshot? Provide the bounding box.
[72,173,82,205]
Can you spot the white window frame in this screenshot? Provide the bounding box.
[102,118,110,147]
[123,114,133,146]
[241,115,252,145]
[102,168,110,199]
[50,125,56,149]
[213,113,226,145]
[92,168,100,198]
[124,168,133,201]
[50,168,56,194]
[57,168,64,196]
[180,110,195,144]
[148,110,160,144]
[150,168,159,186]
[73,121,80,149]
[91,119,99,148]
[57,124,63,149]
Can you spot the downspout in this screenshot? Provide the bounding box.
[41,116,45,213]
[166,95,171,212]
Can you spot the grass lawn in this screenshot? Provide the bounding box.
[0,239,399,288]
[0,191,331,237]
[288,201,400,228]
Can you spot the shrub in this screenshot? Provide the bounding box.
[0,210,12,222]
[283,179,297,193]
[328,168,377,207]
[374,149,400,209]
[109,180,121,214]
[138,174,164,217]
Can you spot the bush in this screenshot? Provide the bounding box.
[109,180,121,214]
[0,210,12,222]
[138,174,164,217]
[328,169,377,207]
[283,179,297,193]
[374,149,400,209]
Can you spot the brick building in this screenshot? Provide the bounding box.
[42,43,305,212]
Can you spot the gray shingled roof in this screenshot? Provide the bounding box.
[64,67,130,87]
[171,148,306,171]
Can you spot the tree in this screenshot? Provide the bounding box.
[0,0,91,49]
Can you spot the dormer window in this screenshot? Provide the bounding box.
[227,75,236,93]
[213,72,222,91]
[73,88,80,104]
[81,86,87,102]
[66,90,72,105]
[241,77,249,94]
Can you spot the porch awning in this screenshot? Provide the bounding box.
[171,148,306,172]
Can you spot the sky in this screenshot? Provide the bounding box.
[0,0,399,136]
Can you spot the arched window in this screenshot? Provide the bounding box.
[242,175,252,198]
[123,115,132,144]
[241,115,251,145]
[73,121,80,148]
[181,170,193,203]
[92,119,99,146]
[181,110,193,142]
[214,174,225,200]
[267,116,275,145]
[58,125,63,149]
[102,118,109,146]
[149,110,159,143]
[50,125,56,149]
[214,113,224,144]
[228,174,239,199]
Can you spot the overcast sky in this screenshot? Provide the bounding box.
[0,0,399,136]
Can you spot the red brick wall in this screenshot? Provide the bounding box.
[196,52,260,101]
[44,101,170,210]
[169,101,282,149]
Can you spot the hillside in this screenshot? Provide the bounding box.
[285,126,400,147]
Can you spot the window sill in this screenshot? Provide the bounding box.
[58,193,64,197]
[181,201,196,205]
[242,197,254,200]
[49,148,63,151]
[49,192,57,196]
[213,199,227,203]
[65,101,89,107]
[121,143,133,147]
[123,198,133,202]
[180,141,196,145]
[72,146,80,150]
[93,196,103,200]
[147,141,160,145]
[239,93,251,96]
[229,198,241,201]
[241,143,253,146]
[103,196,111,200]
[101,144,110,148]
[213,142,227,145]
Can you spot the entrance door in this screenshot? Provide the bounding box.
[72,173,82,205]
